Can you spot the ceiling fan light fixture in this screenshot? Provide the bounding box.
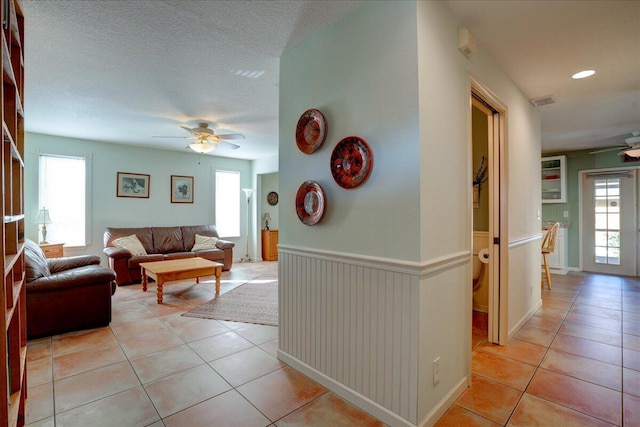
[189,141,216,153]
[623,145,640,157]
[571,69,595,79]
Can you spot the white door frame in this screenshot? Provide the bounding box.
[471,78,509,345]
[578,166,638,275]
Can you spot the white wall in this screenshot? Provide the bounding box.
[24,132,254,262]
[279,1,542,426]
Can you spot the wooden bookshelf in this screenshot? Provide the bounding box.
[1,0,26,426]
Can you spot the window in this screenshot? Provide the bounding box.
[38,153,91,246]
[215,170,240,237]
[594,178,620,265]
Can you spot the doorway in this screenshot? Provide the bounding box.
[470,83,508,346]
[581,169,637,276]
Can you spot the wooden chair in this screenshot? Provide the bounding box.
[541,222,559,290]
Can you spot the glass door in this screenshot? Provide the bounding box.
[582,170,637,276]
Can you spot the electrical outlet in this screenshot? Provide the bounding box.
[433,357,440,385]
[563,211,569,218]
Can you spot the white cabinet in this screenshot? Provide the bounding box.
[542,155,567,203]
[545,227,568,274]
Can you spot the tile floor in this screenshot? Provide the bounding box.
[24,264,640,426]
[438,272,640,426]
[25,261,384,427]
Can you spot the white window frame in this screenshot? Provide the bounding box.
[213,169,241,238]
[37,150,92,247]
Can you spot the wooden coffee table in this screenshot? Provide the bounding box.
[140,257,223,304]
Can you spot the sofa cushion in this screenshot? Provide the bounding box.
[24,239,51,282]
[164,252,195,261]
[112,234,147,256]
[192,248,225,263]
[127,254,164,270]
[181,225,220,252]
[152,227,185,253]
[191,234,219,251]
[104,227,154,254]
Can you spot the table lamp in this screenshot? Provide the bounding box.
[263,213,271,230]
[37,207,52,244]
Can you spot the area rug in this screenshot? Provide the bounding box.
[183,281,278,326]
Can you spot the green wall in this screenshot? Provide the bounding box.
[542,148,633,268]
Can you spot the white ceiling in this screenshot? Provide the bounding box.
[23,1,640,159]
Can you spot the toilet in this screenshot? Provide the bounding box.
[472,231,489,312]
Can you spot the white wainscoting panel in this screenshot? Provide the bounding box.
[279,249,420,424]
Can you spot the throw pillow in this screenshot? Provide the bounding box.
[191,234,218,251]
[112,234,147,256]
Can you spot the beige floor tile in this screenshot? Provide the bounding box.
[210,346,284,387]
[455,375,522,425]
[188,330,254,362]
[276,392,385,426]
[237,366,327,421]
[53,341,126,380]
[163,390,270,427]
[54,386,160,427]
[507,393,614,427]
[143,364,232,418]
[540,348,622,390]
[435,404,500,427]
[54,361,140,413]
[129,344,205,384]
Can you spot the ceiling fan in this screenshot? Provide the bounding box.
[589,131,640,157]
[153,122,245,153]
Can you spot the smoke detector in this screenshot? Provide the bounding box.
[529,95,556,107]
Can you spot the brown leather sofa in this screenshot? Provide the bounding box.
[24,239,117,339]
[103,225,234,286]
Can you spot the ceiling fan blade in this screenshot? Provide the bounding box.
[152,135,189,139]
[589,145,627,155]
[180,125,199,135]
[216,133,245,140]
[220,140,241,150]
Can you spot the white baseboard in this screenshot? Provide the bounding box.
[418,377,468,427]
[508,299,542,341]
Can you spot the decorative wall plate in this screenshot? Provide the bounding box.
[330,136,373,189]
[267,191,279,206]
[295,180,326,225]
[295,109,327,154]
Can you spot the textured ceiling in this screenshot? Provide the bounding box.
[22,0,363,159]
[23,1,640,158]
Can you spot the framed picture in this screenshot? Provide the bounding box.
[267,191,279,206]
[171,175,194,203]
[117,172,150,198]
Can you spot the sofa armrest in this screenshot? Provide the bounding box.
[216,239,235,250]
[27,265,116,293]
[48,255,101,273]
[104,246,132,259]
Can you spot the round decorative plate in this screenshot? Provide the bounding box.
[295,109,327,154]
[267,191,279,206]
[295,180,326,225]
[330,136,373,189]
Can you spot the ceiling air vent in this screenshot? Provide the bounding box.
[529,95,556,107]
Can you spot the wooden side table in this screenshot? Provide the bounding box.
[261,230,278,261]
[39,242,65,259]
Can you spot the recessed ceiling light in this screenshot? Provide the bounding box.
[571,70,596,79]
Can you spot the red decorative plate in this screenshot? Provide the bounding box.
[295,180,326,225]
[330,136,373,189]
[295,109,327,154]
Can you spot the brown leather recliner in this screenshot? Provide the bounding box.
[24,239,117,339]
